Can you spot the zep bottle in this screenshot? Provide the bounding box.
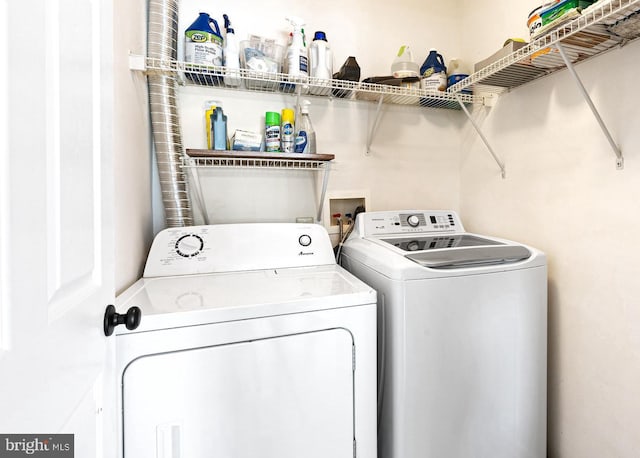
[420,49,447,92]
[184,12,224,85]
[281,108,295,153]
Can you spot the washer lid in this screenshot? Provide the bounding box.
[380,234,502,252]
[115,264,376,334]
[405,245,532,269]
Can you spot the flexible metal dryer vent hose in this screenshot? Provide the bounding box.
[147,0,193,227]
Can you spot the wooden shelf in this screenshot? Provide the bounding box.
[186,149,334,161]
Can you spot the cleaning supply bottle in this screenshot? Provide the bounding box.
[212,107,227,150]
[391,45,419,78]
[265,111,281,152]
[294,100,316,154]
[281,108,295,152]
[332,56,360,98]
[282,16,308,93]
[420,49,447,92]
[446,58,471,94]
[309,31,333,96]
[184,12,224,85]
[222,14,240,87]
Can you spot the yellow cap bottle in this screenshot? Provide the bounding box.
[281,108,295,153]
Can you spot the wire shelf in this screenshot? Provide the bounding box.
[449,0,640,93]
[182,151,333,171]
[142,57,480,109]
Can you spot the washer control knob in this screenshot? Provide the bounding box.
[299,234,312,247]
[407,215,421,227]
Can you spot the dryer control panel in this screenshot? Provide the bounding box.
[354,210,464,237]
[143,223,337,278]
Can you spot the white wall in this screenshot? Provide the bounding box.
[459,1,640,456]
[176,0,466,240]
[113,0,154,294]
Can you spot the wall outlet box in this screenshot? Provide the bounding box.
[323,190,370,244]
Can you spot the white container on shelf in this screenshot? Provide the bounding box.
[309,31,333,96]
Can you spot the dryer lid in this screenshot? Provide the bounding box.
[405,245,532,269]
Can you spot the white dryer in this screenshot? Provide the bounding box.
[339,210,547,458]
[114,223,377,458]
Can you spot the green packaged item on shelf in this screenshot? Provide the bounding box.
[540,0,597,25]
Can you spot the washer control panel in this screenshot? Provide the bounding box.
[143,224,336,278]
[356,210,463,237]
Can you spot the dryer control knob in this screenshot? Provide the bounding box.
[299,234,312,247]
[407,215,421,227]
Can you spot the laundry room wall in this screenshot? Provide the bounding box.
[459,1,640,456]
[113,0,154,294]
[175,0,467,240]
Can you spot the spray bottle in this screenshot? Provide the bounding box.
[294,100,316,154]
[282,16,308,93]
[222,14,240,87]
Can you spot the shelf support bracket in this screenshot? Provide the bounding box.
[186,162,210,225]
[455,94,506,179]
[365,96,385,156]
[555,43,623,170]
[317,161,331,223]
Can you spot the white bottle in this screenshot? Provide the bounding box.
[284,16,308,78]
[309,31,333,96]
[294,100,316,154]
[222,14,240,87]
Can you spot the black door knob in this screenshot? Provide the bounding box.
[103,304,142,336]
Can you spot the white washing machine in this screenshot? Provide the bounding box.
[114,223,377,458]
[339,210,547,458]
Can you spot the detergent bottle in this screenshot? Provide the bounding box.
[309,31,333,96]
[184,12,224,85]
[282,16,308,93]
[222,14,240,87]
[420,49,447,92]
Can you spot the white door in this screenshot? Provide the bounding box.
[0,1,115,457]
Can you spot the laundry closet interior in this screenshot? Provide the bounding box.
[110,0,640,457]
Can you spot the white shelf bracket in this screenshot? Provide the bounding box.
[555,43,624,170]
[365,96,385,156]
[128,53,146,71]
[455,94,506,179]
[317,161,331,223]
[185,162,210,225]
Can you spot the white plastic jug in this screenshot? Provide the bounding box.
[309,31,333,96]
